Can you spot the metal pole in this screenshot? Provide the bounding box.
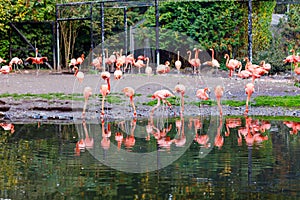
[90,3,94,51]
[155,0,160,67]
[56,5,60,71]
[52,21,57,70]
[101,2,105,72]
[248,0,253,62]
[124,7,128,55]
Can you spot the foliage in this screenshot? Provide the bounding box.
[141,1,246,61]
[253,95,300,107]
[280,4,300,52]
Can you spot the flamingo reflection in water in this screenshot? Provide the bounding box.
[172,116,186,147]
[214,116,224,149]
[238,117,269,147]
[101,120,111,150]
[284,121,300,135]
[0,123,15,134]
[124,119,137,151]
[193,118,211,149]
[74,119,94,156]
[225,118,242,137]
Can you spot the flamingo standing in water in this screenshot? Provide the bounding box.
[82,86,92,117]
[174,83,185,116]
[151,89,174,116]
[214,85,224,116]
[122,87,137,118]
[224,54,241,78]
[175,51,182,74]
[26,48,48,75]
[244,83,255,115]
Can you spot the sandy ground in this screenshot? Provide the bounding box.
[1,69,300,122]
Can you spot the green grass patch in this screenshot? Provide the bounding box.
[253,95,300,107]
[0,93,83,101]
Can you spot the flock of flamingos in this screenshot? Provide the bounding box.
[1,47,300,152]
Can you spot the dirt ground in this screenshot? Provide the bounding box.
[1,69,300,123]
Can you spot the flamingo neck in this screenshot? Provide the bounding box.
[211,49,214,60]
[107,78,110,91]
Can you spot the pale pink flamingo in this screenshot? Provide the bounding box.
[82,86,92,117]
[203,48,220,73]
[90,55,103,71]
[172,117,186,147]
[76,54,85,66]
[187,50,198,74]
[133,56,145,74]
[0,64,12,85]
[144,57,152,77]
[9,57,23,72]
[284,49,300,75]
[101,71,111,91]
[224,54,241,78]
[214,85,224,116]
[175,51,182,73]
[122,87,137,117]
[294,63,300,75]
[156,61,170,74]
[100,84,110,118]
[114,69,123,80]
[124,54,135,72]
[174,83,185,116]
[151,89,174,115]
[196,87,210,101]
[244,83,255,115]
[73,66,84,83]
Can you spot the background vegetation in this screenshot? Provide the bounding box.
[0,0,299,73]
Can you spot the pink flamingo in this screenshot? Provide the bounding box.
[0,58,6,64]
[101,71,111,91]
[100,84,110,118]
[224,54,241,78]
[174,83,185,116]
[144,57,152,77]
[244,83,255,115]
[26,48,48,74]
[284,49,300,75]
[214,117,224,149]
[156,61,170,74]
[203,48,220,71]
[82,86,92,117]
[115,132,124,150]
[294,63,300,75]
[151,89,174,115]
[73,66,84,83]
[0,64,12,85]
[225,118,242,136]
[172,117,186,147]
[196,87,210,101]
[133,56,145,74]
[90,55,103,71]
[9,57,23,72]
[82,119,94,149]
[214,85,224,116]
[175,51,182,73]
[114,69,123,80]
[122,87,137,117]
[124,119,137,150]
[187,50,198,74]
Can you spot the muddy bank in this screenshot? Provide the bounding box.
[1,70,300,123]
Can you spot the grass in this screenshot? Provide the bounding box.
[0,92,83,101]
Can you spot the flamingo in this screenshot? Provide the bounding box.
[25,48,48,74]
[114,69,123,80]
[172,117,186,147]
[214,85,224,116]
[115,49,126,70]
[224,54,241,78]
[90,55,103,71]
[0,123,15,134]
[82,119,94,149]
[73,66,84,83]
[9,57,23,72]
[203,48,220,73]
[244,83,255,115]
[196,87,210,101]
[294,63,300,75]
[82,86,92,117]
[0,64,12,85]
[175,51,182,73]
[133,56,146,74]
[76,54,85,66]
[156,61,170,74]
[174,83,185,116]
[124,54,135,73]
[100,84,110,118]
[144,57,152,77]
[237,63,252,79]
[115,132,124,150]
[122,87,137,117]
[187,50,198,74]
[101,121,111,150]
[225,118,242,136]
[151,89,174,116]
[101,71,111,91]
[284,49,300,75]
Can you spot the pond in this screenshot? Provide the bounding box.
[1,115,300,199]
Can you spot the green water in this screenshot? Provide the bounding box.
[1,116,300,199]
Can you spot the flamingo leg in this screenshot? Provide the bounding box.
[101,95,106,118]
[216,97,222,116]
[151,98,161,116]
[130,96,137,117]
[245,94,250,115]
